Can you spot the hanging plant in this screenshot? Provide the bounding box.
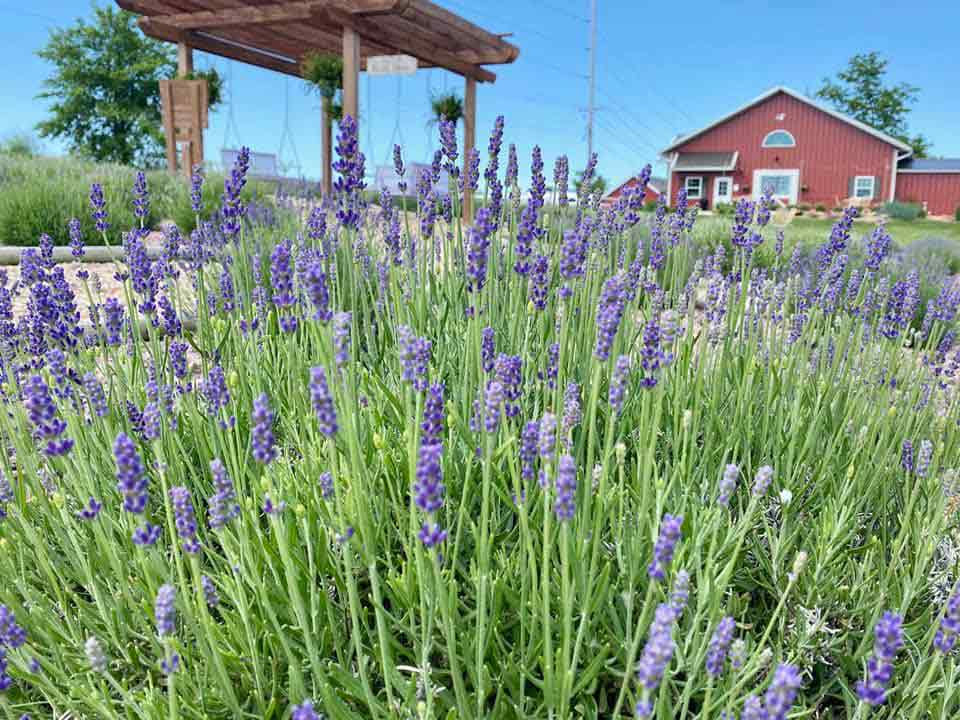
[302,52,343,99]
[177,69,224,108]
[329,101,343,123]
[430,92,464,125]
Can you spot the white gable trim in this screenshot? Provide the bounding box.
[660,86,913,155]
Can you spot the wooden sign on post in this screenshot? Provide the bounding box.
[366,54,418,76]
[159,79,209,177]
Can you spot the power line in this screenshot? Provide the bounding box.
[585,0,598,162]
[528,0,588,23]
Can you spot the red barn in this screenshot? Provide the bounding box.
[603,176,665,208]
[660,86,960,217]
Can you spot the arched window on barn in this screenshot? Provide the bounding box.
[762,130,796,148]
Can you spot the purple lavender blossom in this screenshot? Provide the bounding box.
[76,496,102,520]
[421,383,445,446]
[485,116,504,183]
[481,327,496,373]
[208,459,239,530]
[608,355,631,415]
[190,165,204,214]
[103,297,124,346]
[763,664,802,720]
[753,465,774,497]
[22,374,73,456]
[114,432,148,513]
[414,442,446,546]
[466,208,495,292]
[202,366,233,427]
[554,155,569,207]
[132,171,150,221]
[483,380,504,433]
[529,254,550,311]
[68,218,85,258]
[554,454,577,521]
[670,570,691,617]
[0,605,27,648]
[169,486,200,554]
[494,353,523,418]
[718,463,739,507]
[201,575,219,608]
[319,471,334,500]
[438,118,459,176]
[935,587,960,653]
[520,420,539,482]
[333,312,352,369]
[309,366,338,436]
[393,144,407,194]
[270,239,296,310]
[639,319,671,388]
[864,223,892,272]
[856,612,903,706]
[398,326,432,391]
[133,522,161,547]
[220,148,250,242]
[901,440,914,473]
[514,204,538,275]
[538,412,557,459]
[155,584,176,637]
[304,259,331,322]
[648,513,683,581]
[251,393,278,464]
[705,616,736,676]
[594,275,626,360]
[291,700,322,720]
[634,603,677,716]
[89,183,109,233]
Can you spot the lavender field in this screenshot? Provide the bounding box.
[0,115,958,719]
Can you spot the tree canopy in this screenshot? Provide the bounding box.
[36,5,177,167]
[816,52,930,158]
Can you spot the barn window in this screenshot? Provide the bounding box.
[684,176,703,199]
[854,176,875,199]
[762,130,796,148]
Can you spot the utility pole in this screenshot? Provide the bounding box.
[586,0,598,162]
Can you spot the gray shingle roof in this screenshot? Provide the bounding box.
[898,158,960,172]
[673,152,737,171]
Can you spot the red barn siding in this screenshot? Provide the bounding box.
[669,91,899,209]
[604,176,661,206]
[895,173,960,216]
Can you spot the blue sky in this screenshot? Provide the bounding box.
[2,0,959,190]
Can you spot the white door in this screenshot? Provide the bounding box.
[713,176,733,207]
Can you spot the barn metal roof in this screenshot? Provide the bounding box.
[661,86,913,155]
[672,152,738,172]
[898,158,960,173]
[117,0,519,83]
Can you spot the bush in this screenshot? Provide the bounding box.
[955,206,960,222]
[0,154,278,245]
[815,203,826,212]
[797,203,812,211]
[713,202,735,216]
[0,132,41,158]
[880,201,925,221]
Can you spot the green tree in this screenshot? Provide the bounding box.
[573,170,607,197]
[36,4,176,167]
[815,52,931,158]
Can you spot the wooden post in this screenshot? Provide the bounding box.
[463,75,477,224]
[177,42,194,77]
[342,26,360,126]
[322,96,333,196]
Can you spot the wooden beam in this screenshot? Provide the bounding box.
[462,76,476,223]
[400,0,519,64]
[151,2,320,31]
[342,25,360,122]
[321,96,333,196]
[177,41,193,75]
[328,10,494,82]
[139,19,303,78]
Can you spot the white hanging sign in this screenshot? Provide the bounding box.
[367,54,418,76]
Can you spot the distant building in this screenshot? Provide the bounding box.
[603,175,665,208]
[658,86,960,216]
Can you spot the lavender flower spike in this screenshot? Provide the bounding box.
[251,393,278,464]
[718,463,739,507]
[310,366,338,436]
[155,584,177,637]
[935,587,960,653]
[856,611,903,706]
[648,513,683,581]
[705,616,736,677]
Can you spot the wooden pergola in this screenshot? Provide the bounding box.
[118,0,519,220]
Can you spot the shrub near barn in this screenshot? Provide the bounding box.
[0,117,958,719]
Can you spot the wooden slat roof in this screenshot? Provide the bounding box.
[117,0,519,83]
